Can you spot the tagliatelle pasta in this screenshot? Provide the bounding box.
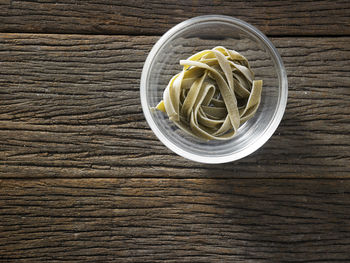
[155,46,263,141]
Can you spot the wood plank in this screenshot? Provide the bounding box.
[0,178,350,262]
[0,0,349,36]
[0,34,349,178]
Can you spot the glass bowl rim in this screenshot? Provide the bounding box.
[140,15,288,164]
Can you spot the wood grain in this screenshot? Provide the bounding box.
[1,178,350,262]
[0,34,349,179]
[1,2,350,262]
[0,0,349,36]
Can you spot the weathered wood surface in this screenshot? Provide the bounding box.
[0,34,349,179]
[0,0,349,36]
[1,178,350,262]
[1,2,350,261]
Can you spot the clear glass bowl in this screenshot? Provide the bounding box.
[140,15,288,164]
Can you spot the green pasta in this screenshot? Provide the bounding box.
[156,46,262,141]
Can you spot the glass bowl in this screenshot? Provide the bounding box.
[140,15,288,164]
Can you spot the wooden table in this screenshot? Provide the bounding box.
[1,1,349,262]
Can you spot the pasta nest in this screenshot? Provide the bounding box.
[156,46,262,141]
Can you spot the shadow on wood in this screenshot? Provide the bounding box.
[0,178,349,262]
